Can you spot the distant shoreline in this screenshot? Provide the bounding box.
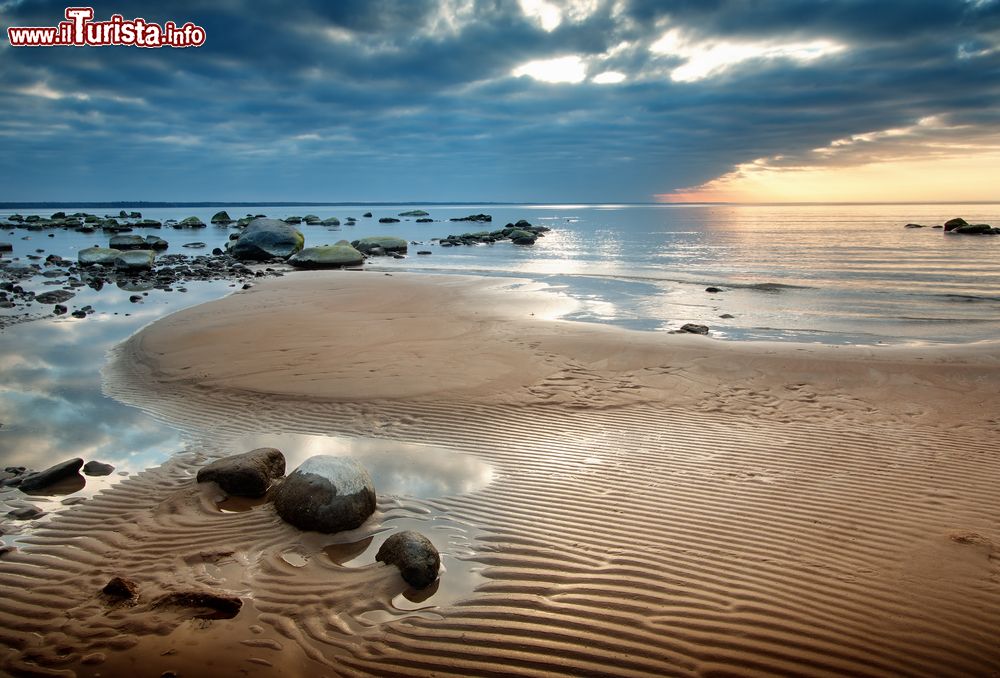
[1,200,998,209]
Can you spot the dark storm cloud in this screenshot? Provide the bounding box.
[0,0,997,201]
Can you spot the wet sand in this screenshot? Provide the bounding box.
[2,271,999,677]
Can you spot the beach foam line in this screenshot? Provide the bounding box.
[2,270,998,676]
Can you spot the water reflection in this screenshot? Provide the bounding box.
[228,433,495,499]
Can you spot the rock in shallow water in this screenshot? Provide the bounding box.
[376,531,441,589]
[18,457,84,491]
[273,455,375,533]
[197,447,285,497]
[231,218,305,261]
[288,244,364,268]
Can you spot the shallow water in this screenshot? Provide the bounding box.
[4,202,998,343]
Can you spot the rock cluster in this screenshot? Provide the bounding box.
[906,217,999,234]
[437,219,550,247]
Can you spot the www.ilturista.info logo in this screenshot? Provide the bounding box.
[7,7,206,48]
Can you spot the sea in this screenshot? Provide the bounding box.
[1,202,998,544]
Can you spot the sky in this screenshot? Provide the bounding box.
[1,0,998,203]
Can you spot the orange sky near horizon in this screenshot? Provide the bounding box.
[658,148,1000,204]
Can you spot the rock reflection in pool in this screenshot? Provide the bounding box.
[228,433,494,499]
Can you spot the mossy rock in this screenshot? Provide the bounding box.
[352,236,408,254]
[288,244,365,268]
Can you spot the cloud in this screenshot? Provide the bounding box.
[0,0,998,201]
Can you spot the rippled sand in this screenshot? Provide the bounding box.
[2,271,999,677]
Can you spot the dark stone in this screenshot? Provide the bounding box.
[719,313,735,319]
[943,217,968,232]
[196,447,285,497]
[7,505,45,520]
[398,210,429,217]
[376,531,440,589]
[144,236,169,250]
[182,242,206,248]
[904,223,925,228]
[678,323,710,335]
[18,457,84,491]
[211,210,233,224]
[953,223,994,235]
[378,217,401,223]
[129,295,142,303]
[35,290,75,304]
[102,576,139,599]
[153,591,242,619]
[415,218,433,223]
[273,456,375,534]
[363,212,372,218]
[288,244,365,269]
[53,304,67,315]
[705,287,722,293]
[449,214,492,222]
[417,250,432,255]
[0,242,11,252]
[83,460,115,476]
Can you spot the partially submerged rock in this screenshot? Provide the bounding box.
[288,243,365,268]
[109,234,147,250]
[231,218,305,261]
[18,457,84,492]
[352,236,408,255]
[677,323,710,335]
[376,531,440,589]
[943,217,968,232]
[273,456,375,534]
[196,447,286,497]
[114,250,156,271]
[210,210,233,224]
[83,460,115,476]
[78,247,120,266]
[398,210,429,217]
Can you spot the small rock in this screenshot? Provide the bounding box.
[34,290,75,304]
[904,223,925,228]
[378,217,401,224]
[678,323,709,335]
[7,505,45,520]
[83,460,115,476]
[102,576,139,600]
[196,448,285,497]
[705,287,722,293]
[376,531,440,589]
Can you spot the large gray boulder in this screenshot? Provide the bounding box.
[19,458,84,492]
[210,210,233,224]
[273,456,375,533]
[78,247,120,266]
[231,218,305,261]
[376,531,440,589]
[114,250,155,271]
[288,243,365,268]
[197,447,285,497]
[352,236,408,255]
[109,234,147,250]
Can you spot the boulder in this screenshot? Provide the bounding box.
[904,223,925,228]
[18,458,84,492]
[303,214,321,225]
[284,216,303,225]
[273,455,375,534]
[197,447,285,497]
[378,217,401,223]
[416,218,433,223]
[449,214,492,222]
[363,212,373,218]
[954,223,995,235]
[78,247,120,266]
[507,229,536,245]
[176,216,206,228]
[137,219,162,228]
[114,250,156,271]
[35,290,75,305]
[210,210,233,224]
[944,217,968,232]
[109,234,147,250]
[231,218,305,261]
[83,460,115,476]
[678,323,709,335]
[288,244,365,268]
[352,236,408,255]
[376,531,440,589]
[144,235,169,250]
[321,217,341,226]
[0,242,12,252]
[398,210,429,217]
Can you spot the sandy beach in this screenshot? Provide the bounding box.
[2,271,999,677]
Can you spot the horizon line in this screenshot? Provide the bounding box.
[1,200,998,209]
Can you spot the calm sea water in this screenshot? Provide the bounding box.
[4,202,999,343]
[2,202,998,539]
